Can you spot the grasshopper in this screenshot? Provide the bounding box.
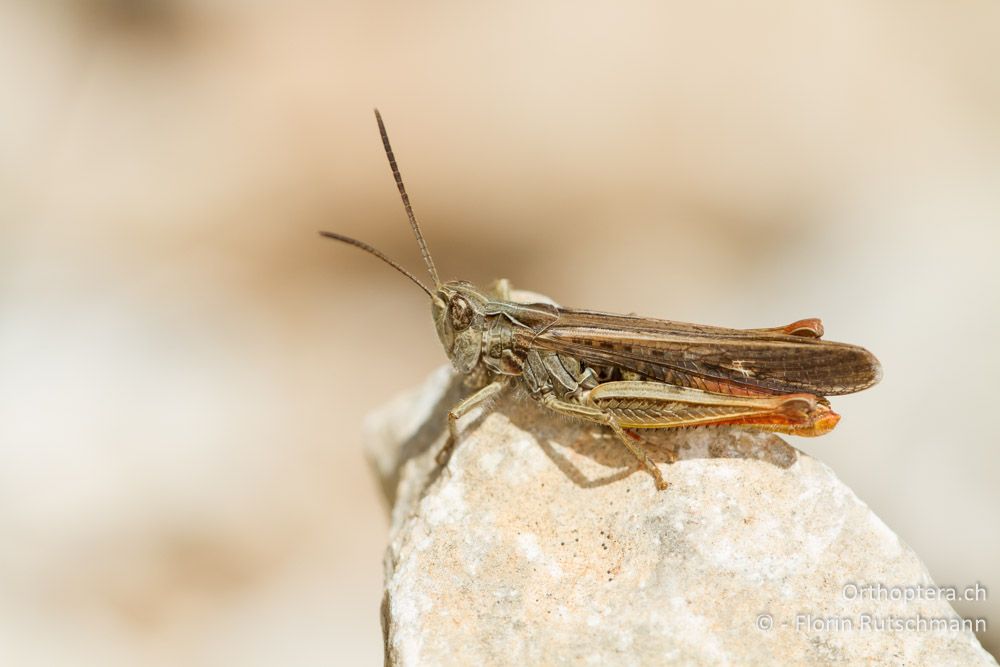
[322,110,882,490]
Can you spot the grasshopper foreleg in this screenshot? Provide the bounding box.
[490,278,512,300]
[437,380,507,466]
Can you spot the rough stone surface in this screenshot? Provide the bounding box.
[365,367,995,666]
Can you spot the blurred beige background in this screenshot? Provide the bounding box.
[1,1,998,664]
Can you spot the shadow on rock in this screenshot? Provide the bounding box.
[389,376,799,495]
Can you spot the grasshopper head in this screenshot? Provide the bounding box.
[323,112,497,377]
[433,281,488,374]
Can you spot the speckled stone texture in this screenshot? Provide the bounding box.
[365,367,995,666]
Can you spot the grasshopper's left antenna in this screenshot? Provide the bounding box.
[319,231,434,298]
[374,109,441,287]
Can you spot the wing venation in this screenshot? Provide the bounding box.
[527,308,881,396]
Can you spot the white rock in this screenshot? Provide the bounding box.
[366,367,995,666]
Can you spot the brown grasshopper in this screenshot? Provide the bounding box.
[322,110,882,490]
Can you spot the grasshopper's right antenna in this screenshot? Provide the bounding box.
[374,109,441,287]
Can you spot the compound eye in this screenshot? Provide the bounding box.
[450,296,473,330]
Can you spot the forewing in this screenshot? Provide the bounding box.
[528,308,881,396]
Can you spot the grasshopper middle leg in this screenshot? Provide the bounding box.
[540,394,668,490]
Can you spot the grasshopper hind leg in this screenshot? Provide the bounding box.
[606,421,669,491]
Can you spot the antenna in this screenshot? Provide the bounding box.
[319,231,434,298]
[374,109,441,286]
